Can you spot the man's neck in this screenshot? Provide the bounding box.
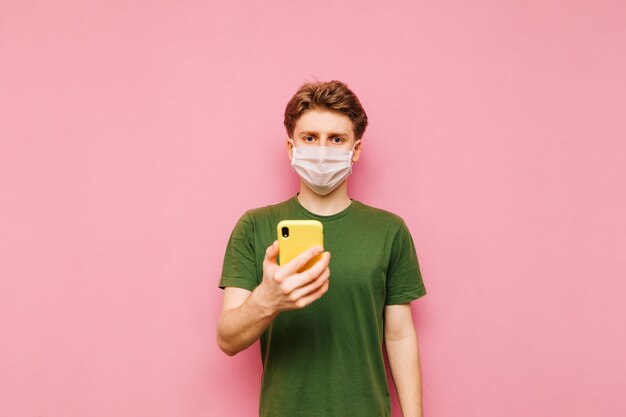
[297,180,352,216]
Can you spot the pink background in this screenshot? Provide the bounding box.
[1,1,625,416]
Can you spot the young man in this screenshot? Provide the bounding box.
[217,80,427,417]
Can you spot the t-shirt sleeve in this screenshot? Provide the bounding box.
[218,211,260,291]
[385,221,427,305]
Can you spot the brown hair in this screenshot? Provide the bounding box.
[284,80,368,140]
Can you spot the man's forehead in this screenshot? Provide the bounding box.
[294,110,354,135]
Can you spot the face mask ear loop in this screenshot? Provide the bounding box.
[347,139,360,173]
[289,139,297,166]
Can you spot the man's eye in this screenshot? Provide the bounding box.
[304,136,315,142]
[332,137,344,143]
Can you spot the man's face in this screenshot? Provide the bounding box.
[287,109,362,162]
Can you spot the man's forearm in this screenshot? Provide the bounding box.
[385,332,423,417]
[217,287,279,356]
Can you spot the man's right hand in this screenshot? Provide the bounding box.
[253,240,331,315]
[217,240,330,355]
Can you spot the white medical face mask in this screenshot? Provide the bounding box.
[290,139,359,195]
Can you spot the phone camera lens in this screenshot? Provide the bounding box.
[281,227,289,238]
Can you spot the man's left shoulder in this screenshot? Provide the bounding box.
[353,200,407,228]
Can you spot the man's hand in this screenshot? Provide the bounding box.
[217,241,331,356]
[253,240,331,314]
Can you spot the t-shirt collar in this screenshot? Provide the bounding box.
[290,194,358,221]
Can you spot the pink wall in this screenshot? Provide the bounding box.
[1,1,625,416]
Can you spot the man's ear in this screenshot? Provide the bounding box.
[352,139,362,162]
[287,138,294,160]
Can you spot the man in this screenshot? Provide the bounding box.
[217,80,427,417]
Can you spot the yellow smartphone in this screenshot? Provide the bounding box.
[277,220,324,272]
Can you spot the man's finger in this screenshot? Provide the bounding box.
[298,251,330,281]
[281,252,330,293]
[264,240,279,265]
[294,280,330,309]
[279,245,324,276]
[288,266,330,301]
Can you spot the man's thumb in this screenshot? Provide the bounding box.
[264,240,279,263]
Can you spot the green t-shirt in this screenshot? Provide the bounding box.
[219,195,427,417]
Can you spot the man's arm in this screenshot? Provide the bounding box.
[384,303,423,417]
[217,241,331,356]
[217,287,278,356]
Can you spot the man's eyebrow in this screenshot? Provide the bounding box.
[298,130,349,137]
